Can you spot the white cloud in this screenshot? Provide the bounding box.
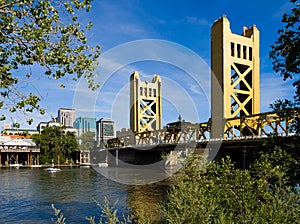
[260,72,295,112]
[185,17,210,26]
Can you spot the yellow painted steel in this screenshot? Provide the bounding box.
[130,71,162,135]
[211,16,260,138]
[108,111,297,148]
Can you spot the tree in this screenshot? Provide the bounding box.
[31,126,79,164]
[78,131,96,151]
[0,0,101,126]
[270,0,300,82]
[269,0,300,133]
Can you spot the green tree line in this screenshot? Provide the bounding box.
[32,126,79,164]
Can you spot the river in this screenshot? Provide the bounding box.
[0,167,170,223]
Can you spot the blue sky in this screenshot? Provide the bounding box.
[3,0,297,130]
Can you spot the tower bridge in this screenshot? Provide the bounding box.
[94,16,300,167]
[107,111,297,148]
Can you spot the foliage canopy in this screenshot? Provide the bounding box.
[270,0,300,133]
[0,0,100,125]
[31,126,79,164]
[79,131,96,152]
[270,0,300,82]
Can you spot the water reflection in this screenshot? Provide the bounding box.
[127,180,172,222]
[0,167,173,223]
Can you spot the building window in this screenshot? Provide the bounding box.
[231,42,235,57]
[144,87,147,96]
[249,47,252,61]
[153,89,156,97]
[149,88,152,97]
[237,44,241,58]
[140,87,143,96]
[243,45,247,59]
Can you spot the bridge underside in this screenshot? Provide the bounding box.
[97,135,300,169]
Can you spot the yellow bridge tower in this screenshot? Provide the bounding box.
[130,71,162,136]
[211,16,260,138]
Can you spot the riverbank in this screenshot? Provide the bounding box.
[0,163,79,168]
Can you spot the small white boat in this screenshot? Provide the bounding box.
[98,162,108,168]
[44,167,61,173]
[79,162,92,168]
[44,160,61,173]
[10,163,22,168]
[30,165,42,168]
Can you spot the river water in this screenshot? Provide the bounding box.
[0,167,170,223]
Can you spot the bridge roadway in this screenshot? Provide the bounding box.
[95,133,299,168]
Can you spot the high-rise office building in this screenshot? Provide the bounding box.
[73,117,96,138]
[58,108,76,128]
[96,118,116,148]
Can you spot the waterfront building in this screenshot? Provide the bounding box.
[0,136,40,166]
[1,128,39,137]
[37,121,61,133]
[58,108,76,128]
[37,121,78,135]
[96,118,116,148]
[37,122,48,133]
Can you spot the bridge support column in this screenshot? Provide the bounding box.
[105,150,109,164]
[116,149,119,166]
[29,150,32,166]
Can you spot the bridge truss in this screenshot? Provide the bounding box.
[108,111,299,148]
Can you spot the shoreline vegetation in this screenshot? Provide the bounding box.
[51,144,300,224]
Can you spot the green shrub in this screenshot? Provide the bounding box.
[161,154,300,224]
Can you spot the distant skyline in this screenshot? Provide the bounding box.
[2,0,296,130]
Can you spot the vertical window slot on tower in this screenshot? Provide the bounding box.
[231,42,235,57]
[249,47,252,61]
[243,46,247,59]
[140,87,143,96]
[237,44,241,58]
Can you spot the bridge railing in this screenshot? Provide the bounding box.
[107,111,299,148]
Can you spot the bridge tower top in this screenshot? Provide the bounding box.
[130,71,162,134]
[211,16,260,138]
